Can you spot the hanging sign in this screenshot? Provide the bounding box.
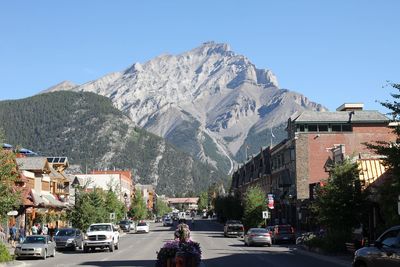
[267,194,274,209]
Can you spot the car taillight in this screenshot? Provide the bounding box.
[241,226,244,231]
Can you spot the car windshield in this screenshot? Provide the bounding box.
[227,220,242,224]
[119,221,130,225]
[24,236,46,244]
[89,225,111,231]
[137,222,147,226]
[251,229,268,233]
[56,229,75,236]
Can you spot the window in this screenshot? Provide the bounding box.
[342,125,352,132]
[308,125,317,132]
[318,125,328,132]
[331,125,341,131]
[297,124,305,132]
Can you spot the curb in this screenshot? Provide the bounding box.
[294,247,352,267]
[0,261,26,267]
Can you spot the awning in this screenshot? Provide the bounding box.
[30,189,67,208]
[30,189,48,207]
[41,193,67,208]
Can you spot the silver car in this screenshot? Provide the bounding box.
[15,235,56,259]
[353,225,400,267]
[244,228,272,247]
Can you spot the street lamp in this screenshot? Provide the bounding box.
[123,193,128,219]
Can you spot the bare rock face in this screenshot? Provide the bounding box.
[44,41,325,174]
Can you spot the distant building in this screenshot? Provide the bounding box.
[75,170,133,207]
[135,184,156,211]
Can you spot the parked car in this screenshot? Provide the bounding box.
[352,225,400,267]
[155,216,162,223]
[163,217,173,226]
[270,224,296,244]
[244,228,272,247]
[15,235,56,259]
[54,228,84,250]
[136,221,150,233]
[224,220,244,237]
[119,220,135,232]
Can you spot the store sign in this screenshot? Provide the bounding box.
[267,194,274,209]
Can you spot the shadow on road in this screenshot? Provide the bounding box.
[80,260,155,266]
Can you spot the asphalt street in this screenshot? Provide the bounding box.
[16,219,351,267]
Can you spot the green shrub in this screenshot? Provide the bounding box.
[0,242,12,263]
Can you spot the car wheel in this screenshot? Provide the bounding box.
[355,262,367,267]
[42,249,47,260]
[83,246,89,253]
[109,242,114,252]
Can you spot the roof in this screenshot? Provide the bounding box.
[293,110,388,124]
[16,157,50,172]
[167,198,199,204]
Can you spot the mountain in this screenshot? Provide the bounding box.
[0,91,227,196]
[44,41,326,173]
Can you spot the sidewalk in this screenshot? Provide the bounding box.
[294,245,353,267]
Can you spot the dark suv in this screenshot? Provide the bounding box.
[270,224,296,244]
[353,225,400,267]
[54,228,83,250]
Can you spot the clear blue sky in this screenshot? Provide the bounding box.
[1,0,399,113]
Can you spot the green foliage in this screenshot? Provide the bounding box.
[105,189,125,222]
[129,191,147,220]
[155,198,172,216]
[242,186,266,229]
[311,160,366,247]
[68,188,124,231]
[197,191,208,211]
[0,129,21,221]
[365,83,400,228]
[214,194,243,222]
[0,242,12,263]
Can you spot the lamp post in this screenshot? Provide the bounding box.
[124,193,128,219]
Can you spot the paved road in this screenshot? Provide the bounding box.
[18,219,351,267]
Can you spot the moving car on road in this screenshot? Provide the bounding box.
[352,225,400,267]
[119,220,135,232]
[15,235,56,259]
[83,223,119,253]
[270,224,296,244]
[163,217,173,226]
[224,220,244,237]
[244,228,272,247]
[136,221,150,233]
[54,228,83,251]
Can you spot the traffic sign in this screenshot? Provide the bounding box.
[262,211,269,219]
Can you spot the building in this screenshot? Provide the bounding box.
[231,103,396,227]
[15,156,70,232]
[74,170,133,207]
[135,184,156,211]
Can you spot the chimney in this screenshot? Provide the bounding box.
[336,103,364,111]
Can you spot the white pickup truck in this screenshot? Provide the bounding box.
[83,223,119,253]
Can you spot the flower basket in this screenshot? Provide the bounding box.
[156,223,201,267]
